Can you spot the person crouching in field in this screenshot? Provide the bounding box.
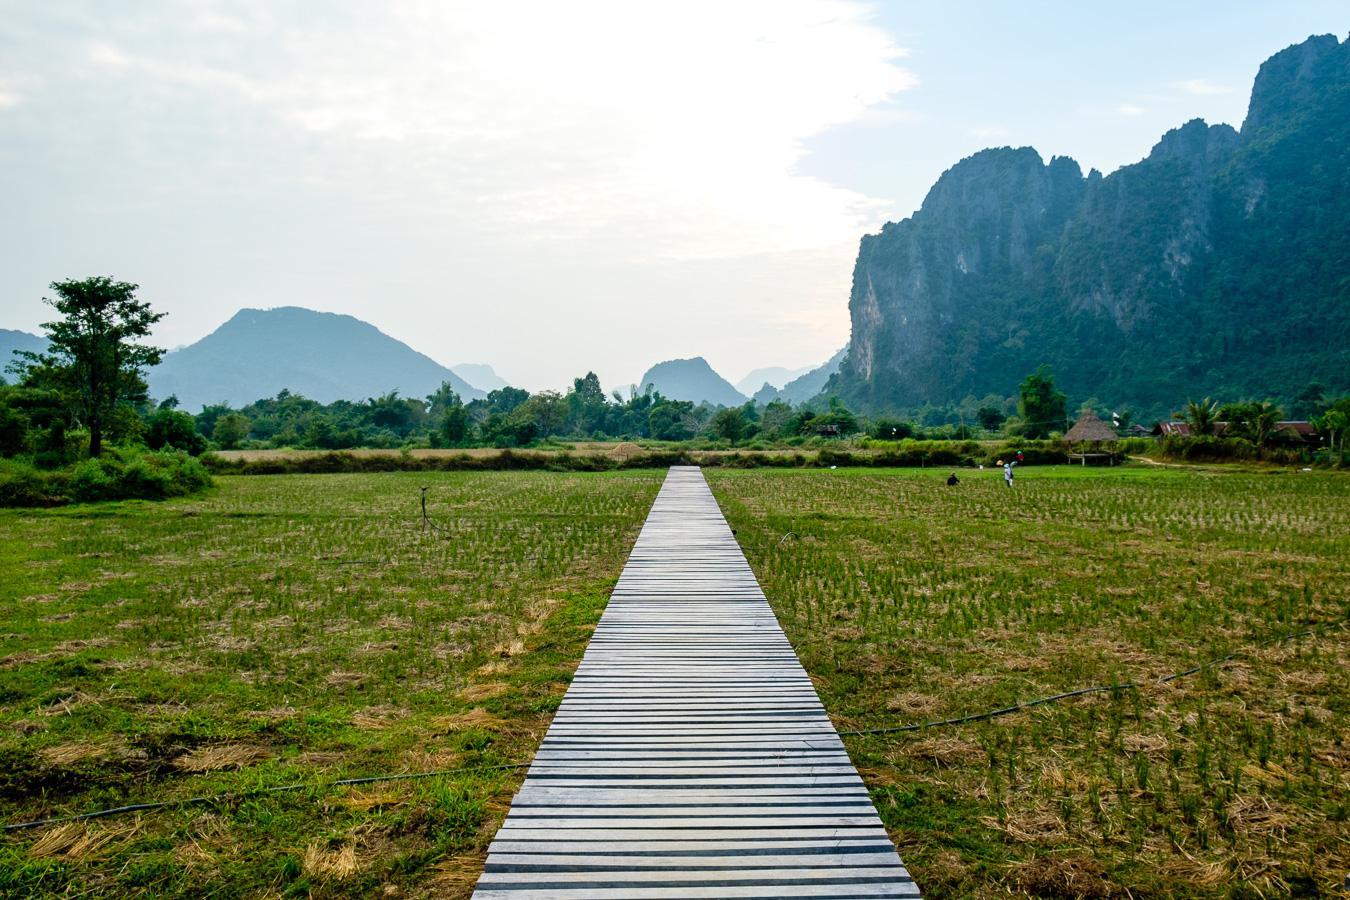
[946,473,960,486]
[1000,459,1017,487]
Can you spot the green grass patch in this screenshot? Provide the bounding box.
[708,465,1350,900]
[0,470,662,898]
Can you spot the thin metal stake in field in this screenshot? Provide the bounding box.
[470,466,920,899]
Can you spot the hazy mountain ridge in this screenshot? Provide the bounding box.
[0,329,48,373]
[832,33,1350,414]
[148,307,486,412]
[734,365,814,396]
[450,364,509,393]
[753,347,847,405]
[637,357,747,407]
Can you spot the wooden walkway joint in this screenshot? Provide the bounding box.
[471,466,921,899]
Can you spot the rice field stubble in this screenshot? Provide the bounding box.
[0,470,663,898]
[707,466,1350,900]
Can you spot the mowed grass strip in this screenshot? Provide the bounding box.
[708,466,1350,900]
[0,470,662,898]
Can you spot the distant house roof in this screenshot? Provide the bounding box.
[1153,421,1198,436]
[1151,421,1317,440]
[1124,424,1152,438]
[1273,421,1317,441]
[1064,410,1119,443]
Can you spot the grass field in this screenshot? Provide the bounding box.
[0,470,664,898]
[5,465,1347,900]
[708,466,1350,900]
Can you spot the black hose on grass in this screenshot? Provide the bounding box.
[837,623,1339,737]
[420,486,455,534]
[2,762,532,833]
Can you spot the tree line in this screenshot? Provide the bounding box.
[3,278,1347,471]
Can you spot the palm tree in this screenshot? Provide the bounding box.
[1239,399,1284,446]
[1174,397,1220,436]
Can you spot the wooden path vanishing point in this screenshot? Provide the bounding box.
[470,466,921,900]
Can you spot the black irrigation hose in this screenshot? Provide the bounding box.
[3,762,533,833]
[420,486,455,534]
[838,623,1341,737]
[224,559,390,568]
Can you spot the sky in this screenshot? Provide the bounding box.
[1,1,1345,394]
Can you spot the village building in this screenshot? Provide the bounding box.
[1063,410,1121,465]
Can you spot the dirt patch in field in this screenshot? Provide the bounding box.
[1015,855,1116,900]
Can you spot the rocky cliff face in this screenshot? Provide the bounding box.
[834,33,1350,413]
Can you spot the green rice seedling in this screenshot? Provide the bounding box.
[0,469,662,898]
[708,465,1350,900]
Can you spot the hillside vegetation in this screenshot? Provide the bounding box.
[832,34,1350,417]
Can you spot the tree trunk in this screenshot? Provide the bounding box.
[89,423,102,458]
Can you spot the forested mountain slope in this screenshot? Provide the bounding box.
[831,33,1350,414]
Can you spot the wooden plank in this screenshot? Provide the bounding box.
[468,467,920,899]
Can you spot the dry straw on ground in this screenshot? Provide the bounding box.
[174,744,274,772]
[29,822,136,862]
[303,839,359,880]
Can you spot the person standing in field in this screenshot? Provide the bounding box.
[1001,458,1017,487]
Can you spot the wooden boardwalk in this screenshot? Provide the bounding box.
[471,466,920,899]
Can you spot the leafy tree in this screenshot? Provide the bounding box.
[146,409,208,455]
[1222,399,1284,445]
[1312,397,1350,452]
[0,405,31,457]
[710,407,747,444]
[976,406,1006,431]
[195,403,234,439]
[157,394,180,411]
[814,396,860,436]
[758,399,792,438]
[519,391,566,437]
[304,416,340,450]
[425,381,463,413]
[1175,396,1221,436]
[480,413,537,447]
[212,413,252,450]
[1017,367,1067,439]
[566,372,609,435]
[483,387,529,415]
[870,417,914,440]
[12,277,165,457]
[367,390,426,436]
[1290,382,1327,419]
[441,405,470,445]
[648,400,695,441]
[572,372,605,404]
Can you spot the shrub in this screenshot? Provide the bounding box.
[0,448,213,507]
[0,460,62,507]
[146,409,209,455]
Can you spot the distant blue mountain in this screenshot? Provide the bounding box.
[638,357,746,408]
[146,307,485,412]
[450,363,511,393]
[754,346,847,405]
[733,365,814,397]
[0,329,48,377]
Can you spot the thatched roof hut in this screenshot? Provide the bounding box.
[1064,410,1119,443]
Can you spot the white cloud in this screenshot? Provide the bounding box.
[1115,104,1145,116]
[969,126,1009,139]
[66,1,915,262]
[0,1,913,388]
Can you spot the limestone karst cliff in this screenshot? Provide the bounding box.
[831,33,1350,414]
